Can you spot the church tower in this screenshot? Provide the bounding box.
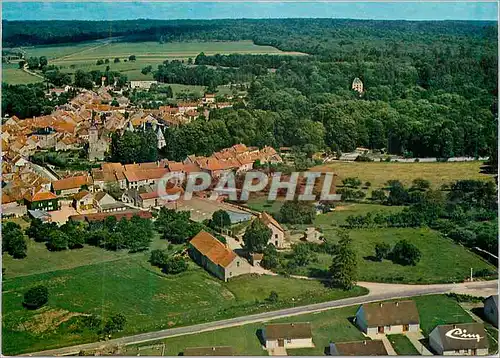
[157,127,166,149]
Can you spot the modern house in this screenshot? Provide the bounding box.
[258,212,286,249]
[483,295,498,328]
[429,323,489,355]
[24,191,59,211]
[263,322,313,349]
[189,230,251,282]
[329,340,388,356]
[183,346,234,356]
[355,300,420,335]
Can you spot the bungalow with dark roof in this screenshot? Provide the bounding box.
[483,295,498,328]
[189,230,251,281]
[263,322,313,349]
[429,323,489,355]
[329,340,388,356]
[355,300,420,336]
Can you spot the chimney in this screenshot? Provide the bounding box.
[396,302,399,307]
[453,324,456,329]
[363,341,367,345]
[379,303,383,307]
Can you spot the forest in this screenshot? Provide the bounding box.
[2,18,498,159]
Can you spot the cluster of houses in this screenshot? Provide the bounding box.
[183,296,498,356]
[2,140,283,225]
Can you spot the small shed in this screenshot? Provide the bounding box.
[249,253,264,267]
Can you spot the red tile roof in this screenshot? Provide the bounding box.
[190,231,236,268]
[25,191,58,202]
[52,175,92,191]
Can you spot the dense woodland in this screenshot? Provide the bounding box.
[2,19,498,159]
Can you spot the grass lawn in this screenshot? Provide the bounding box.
[413,295,474,335]
[288,227,495,284]
[126,294,471,356]
[2,258,365,354]
[311,161,493,189]
[387,334,420,355]
[245,196,284,215]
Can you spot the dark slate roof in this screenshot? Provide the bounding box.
[332,340,388,356]
[265,322,312,340]
[484,295,498,308]
[183,346,234,356]
[432,323,489,351]
[360,300,420,326]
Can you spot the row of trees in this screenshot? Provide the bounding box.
[26,215,154,252]
[110,130,158,164]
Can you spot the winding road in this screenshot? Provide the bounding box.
[25,280,497,356]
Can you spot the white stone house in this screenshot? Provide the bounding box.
[355,300,420,336]
[258,212,286,249]
[429,323,489,356]
[263,323,313,349]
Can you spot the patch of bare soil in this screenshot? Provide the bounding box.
[19,308,86,334]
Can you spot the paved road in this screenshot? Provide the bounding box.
[25,280,497,356]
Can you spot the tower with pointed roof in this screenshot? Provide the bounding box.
[157,127,166,149]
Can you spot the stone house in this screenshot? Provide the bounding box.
[429,323,489,355]
[52,175,93,197]
[263,323,313,349]
[258,212,286,249]
[355,300,420,335]
[189,230,251,282]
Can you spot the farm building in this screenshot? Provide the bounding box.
[263,322,313,349]
[483,295,498,327]
[329,340,388,356]
[355,300,420,335]
[429,323,489,355]
[189,230,251,281]
[183,346,234,356]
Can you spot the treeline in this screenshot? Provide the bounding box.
[344,179,498,264]
[194,52,309,68]
[153,60,266,87]
[26,215,154,252]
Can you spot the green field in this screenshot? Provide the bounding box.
[126,294,473,356]
[312,161,493,189]
[388,334,420,355]
[4,40,304,83]
[2,63,44,84]
[288,227,495,283]
[2,255,366,355]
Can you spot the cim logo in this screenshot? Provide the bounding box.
[445,328,483,342]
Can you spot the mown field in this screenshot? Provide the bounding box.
[4,40,304,83]
[311,161,492,189]
[125,294,475,356]
[2,254,366,355]
[288,226,494,284]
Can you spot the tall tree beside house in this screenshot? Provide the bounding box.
[243,219,272,253]
[209,210,231,230]
[329,230,357,290]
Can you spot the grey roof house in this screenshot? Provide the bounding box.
[429,323,489,356]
